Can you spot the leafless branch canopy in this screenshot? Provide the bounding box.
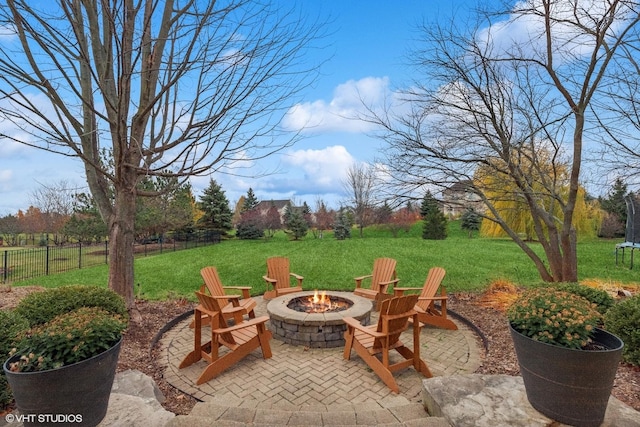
[0,0,325,204]
[363,0,640,282]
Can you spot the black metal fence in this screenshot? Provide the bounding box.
[1,231,221,283]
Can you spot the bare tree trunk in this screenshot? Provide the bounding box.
[107,165,142,321]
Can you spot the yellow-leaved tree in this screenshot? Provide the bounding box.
[478,152,602,240]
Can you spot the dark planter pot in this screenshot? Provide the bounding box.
[3,338,121,427]
[509,324,623,427]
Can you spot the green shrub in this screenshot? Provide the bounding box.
[0,311,28,411]
[13,285,127,327]
[0,374,11,410]
[0,310,29,359]
[605,295,640,366]
[7,307,128,372]
[507,287,603,349]
[553,283,615,314]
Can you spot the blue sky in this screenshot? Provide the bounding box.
[0,1,478,215]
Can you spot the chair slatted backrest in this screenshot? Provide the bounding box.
[201,266,225,297]
[417,267,446,311]
[194,291,235,344]
[375,294,418,348]
[371,258,397,292]
[266,257,291,290]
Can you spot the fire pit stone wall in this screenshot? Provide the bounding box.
[267,291,373,348]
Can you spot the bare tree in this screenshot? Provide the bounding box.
[366,1,640,282]
[592,33,640,187]
[0,0,324,317]
[30,180,78,242]
[30,180,77,218]
[342,162,378,237]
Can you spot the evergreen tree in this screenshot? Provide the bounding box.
[285,209,308,240]
[242,188,259,212]
[333,208,352,240]
[198,179,232,234]
[421,191,447,240]
[301,201,313,226]
[376,201,393,224]
[62,193,108,244]
[460,208,482,238]
[236,209,264,239]
[282,203,293,226]
[600,178,628,237]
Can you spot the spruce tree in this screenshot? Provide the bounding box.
[334,208,352,240]
[460,208,482,238]
[599,178,628,225]
[198,179,232,234]
[421,191,447,240]
[242,188,259,212]
[285,209,308,240]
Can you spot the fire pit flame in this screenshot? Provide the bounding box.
[287,291,352,313]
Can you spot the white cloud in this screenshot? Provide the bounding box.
[477,0,628,62]
[0,169,13,187]
[0,24,16,41]
[283,77,391,133]
[283,145,355,188]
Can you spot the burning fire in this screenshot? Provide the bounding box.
[288,291,352,313]
[311,290,329,305]
[304,290,339,313]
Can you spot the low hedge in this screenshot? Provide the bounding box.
[13,285,127,327]
[605,295,640,366]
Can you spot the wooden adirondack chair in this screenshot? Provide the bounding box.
[354,257,399,310]
[262,257,304,300]
[343,294,432,393]
[189,267,256,328]
[393,267,457,330]
[179,290,273,385]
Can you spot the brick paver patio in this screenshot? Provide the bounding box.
[158,295,483,409]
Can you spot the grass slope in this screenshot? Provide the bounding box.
[15,221,640,300]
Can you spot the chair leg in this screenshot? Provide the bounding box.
[343,328,355,360]
[195,336,259,385]
[352,342,400,393]
[180,309,204,368]
[257,326,273,359]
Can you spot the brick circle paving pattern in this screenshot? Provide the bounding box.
[158,295,483,409]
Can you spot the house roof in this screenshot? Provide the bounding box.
[255,200,292,210]
[443,181,474,194]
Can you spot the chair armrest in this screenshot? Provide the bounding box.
[343,317,386,338]
[379,278,399,293]
[263,275,277,288]
[418,295,448,302]
[354,274,372,288]
[213,316,270,334]
[393,286,422,296]
[223,286,252,299]
[290,272,304,286]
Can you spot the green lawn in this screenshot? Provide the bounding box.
[14,221,640,301]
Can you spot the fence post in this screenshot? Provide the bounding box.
[45,245,50,275]
[78,241,82,269]
[2,250,7,282]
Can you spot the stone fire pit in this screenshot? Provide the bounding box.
[267,291,373,348]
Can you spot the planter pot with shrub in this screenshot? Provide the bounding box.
[507,287,624,427]
[3,286,128,427]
